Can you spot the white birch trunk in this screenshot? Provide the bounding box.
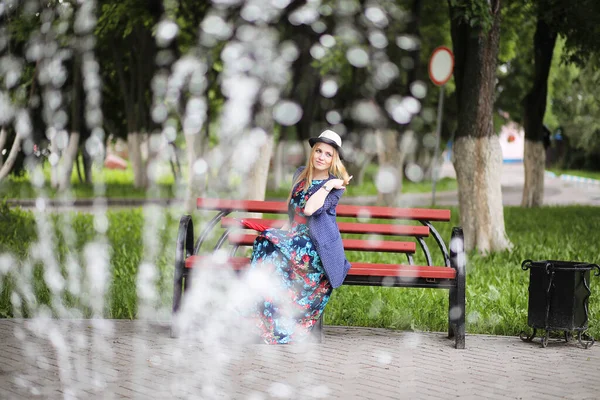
[521,139,546,207]
[49,137,60,189]
[0,134,22,181]
[375,130,401,206]
[128,132,147,188]
[356,153,376,186]
[245,134,275,201]
[57,132,80,190]
[0,127,7,167]
[184,131,206,214]
[453,136,512,254]
[271,139,286,191]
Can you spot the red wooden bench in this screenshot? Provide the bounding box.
[172,197,466,348]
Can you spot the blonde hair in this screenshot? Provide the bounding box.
[287,142,350,203]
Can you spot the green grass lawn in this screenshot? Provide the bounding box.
[1,203,599,339]
[548,168,600,181]
[1,165,179,200]
[2,161,457,200]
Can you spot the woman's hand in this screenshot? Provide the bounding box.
[326,176,352,190]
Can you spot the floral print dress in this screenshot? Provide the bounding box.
[249,178,333,344]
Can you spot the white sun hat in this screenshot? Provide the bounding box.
[308,129,344,160]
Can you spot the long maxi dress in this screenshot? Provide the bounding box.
[248,178,333,344]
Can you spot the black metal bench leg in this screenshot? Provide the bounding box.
[312,314,324,343]
[450,227,466,349]
[171,215,194,338]
[448,286,456,339]
[454,278,466,349]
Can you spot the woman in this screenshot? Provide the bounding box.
[248,130,352,344]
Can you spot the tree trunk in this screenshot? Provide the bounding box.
[453,136,510,253]
[0,127,7,166]
[0,133,21,181]
[271,139,286,191]
[245,134,275,201]
[75,151,84,184]
[82,145,93,184]
[522,140,546,206]
[58,132,81,190]
[375,130,401,206]
[356,153,376,187]
[49,137,60,188]
[128,132,147,188]
[0,127,7,167]
[184,131,206,213]
[521,16,557,207]
[449,0,512,253]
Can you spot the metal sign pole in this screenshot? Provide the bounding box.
[431,85,445,206]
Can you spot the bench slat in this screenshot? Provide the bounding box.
[220,217,430,237]
[228,234,417,253]
[197,198,451,221]
[184,256,456,280]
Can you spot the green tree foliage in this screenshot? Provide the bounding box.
[551,56,600,169]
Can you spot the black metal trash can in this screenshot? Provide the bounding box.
[520,260,600,348]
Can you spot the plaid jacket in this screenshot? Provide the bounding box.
[290,167,351,288]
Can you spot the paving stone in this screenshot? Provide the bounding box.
[1,319,599,399]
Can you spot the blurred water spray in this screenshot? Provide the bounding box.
[0,0,448,397]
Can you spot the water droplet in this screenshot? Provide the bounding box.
[201,15,232,40]
[346,47,369,68]
[449,306,462,321]
[273,0,292,9]
[54,130,69,150]
[381,277,395,287]
[193,159,208,176]
[319,34,335,48]
[352,100,381,125]
[402,96,421,115]
[241,4,261,22]
[320,78,338,98]
[35,198,46,211]
[375,167,398,194]
[467,311,480,324]
[310,385,331,399]
[365,7,388,27]
[422,132,436,149]
[405,163,424,182]
[273,100,303,126]
[152,104,168,123]
[357,208,372,222]
[450,236,464,254]
[376,350,392,364]
[48,152,59,166]
[85,135,103,158]
[156,20,178,47]
[408,80,426,98]
[396,34,420,51]
[16,110,32,138]
[326,110,341,125]
[310,44,326,60]
[391,105,411,124]
[261,87,280,107]
[280,41,299,62]
[366,234,384,247]
[269,382,293,398]
[311,20,327,34]
[94,214,109,234]
[30,168,44,187]
[22,139,34,155]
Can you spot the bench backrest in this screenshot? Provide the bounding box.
[195,198,452,267]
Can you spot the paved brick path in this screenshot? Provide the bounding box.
[1,319,599,399]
